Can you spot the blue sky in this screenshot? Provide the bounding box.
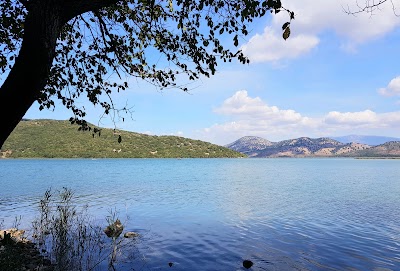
[24,0,400,145]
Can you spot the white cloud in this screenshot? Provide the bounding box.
[214,90,307,123]
[324,110,378,125]
[379,112,400,125]
[242,0,400,62]
[196,90,400,145]
[277,0,400,43]
[241,28,319,63]
[378,76,400,96]
[197,90,321,143]
[141,130,154,135]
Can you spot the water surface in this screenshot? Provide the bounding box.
[1,158,399,270]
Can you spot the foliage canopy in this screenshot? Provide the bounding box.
[0,0,293,147]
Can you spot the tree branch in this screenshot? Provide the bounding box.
[93,11,125,78]
[343,0,399,16]
[62,0,119,23]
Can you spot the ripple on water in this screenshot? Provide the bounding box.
[1,158,400,271]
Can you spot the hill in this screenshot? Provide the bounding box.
[253,137,370,158]
[225,136,388,157]
[0,119,245,158]
[352,141,400,157]
[331,135,400,146]
[225,136,274,157]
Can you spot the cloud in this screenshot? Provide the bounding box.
[378,112,400,125]
[197,90,320,143]
[378,76,400,96]
[196,90,400,145]
[278,0,400,43]
[214,90,308,123]
[324,110,378,125]
[141,130,154,135]
[241,28,319,63]
[242,0,400,62]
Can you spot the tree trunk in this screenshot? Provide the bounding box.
[0,0,63,150]
[0,0,119,150]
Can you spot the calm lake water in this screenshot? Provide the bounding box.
[1,158,400,270]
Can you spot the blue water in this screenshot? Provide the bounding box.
[1,158,400,270]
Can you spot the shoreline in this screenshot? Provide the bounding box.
[354,157,400,159]
[1,156,400,159]
[0,228,54,271]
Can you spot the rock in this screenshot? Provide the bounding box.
[1,228,25,238]
[168,262,173,267]
[0,228,54,271]
[243,260,253,269]
[0,228,27,243]
[104,219,124,238]
[123,231,139,238]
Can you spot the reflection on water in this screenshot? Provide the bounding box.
[1,158,400,270]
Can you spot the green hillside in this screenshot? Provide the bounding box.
[1,119,245,158]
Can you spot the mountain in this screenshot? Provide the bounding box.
[226,135,400,157]
[332,135,400,146]
[352,141,400,157]
[224,136,275,157]
[253,137,370,158]
[1,119,245,158]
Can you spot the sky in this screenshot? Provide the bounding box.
[24,0,400,145]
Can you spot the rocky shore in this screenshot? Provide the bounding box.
[0,228,54,271]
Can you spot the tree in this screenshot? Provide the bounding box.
[0,0,294,149]
[344,0,399,15]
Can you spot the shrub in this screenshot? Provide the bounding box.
[32,188,139,271]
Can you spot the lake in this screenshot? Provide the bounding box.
[1,158,400,270]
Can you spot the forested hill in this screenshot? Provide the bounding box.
[1,119,245,158]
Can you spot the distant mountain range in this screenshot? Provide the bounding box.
[3,119,399,159]
[331,135,400,146]
[226,136,400,158]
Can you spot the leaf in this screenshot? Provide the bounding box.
[118,135,122,143]
[168,0,173,12]
[275,0,282,9]
[283,27,290,40]
[282,22,290,31]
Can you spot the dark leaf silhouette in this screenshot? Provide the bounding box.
[0,0,294,148]
[282,22,290,30]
